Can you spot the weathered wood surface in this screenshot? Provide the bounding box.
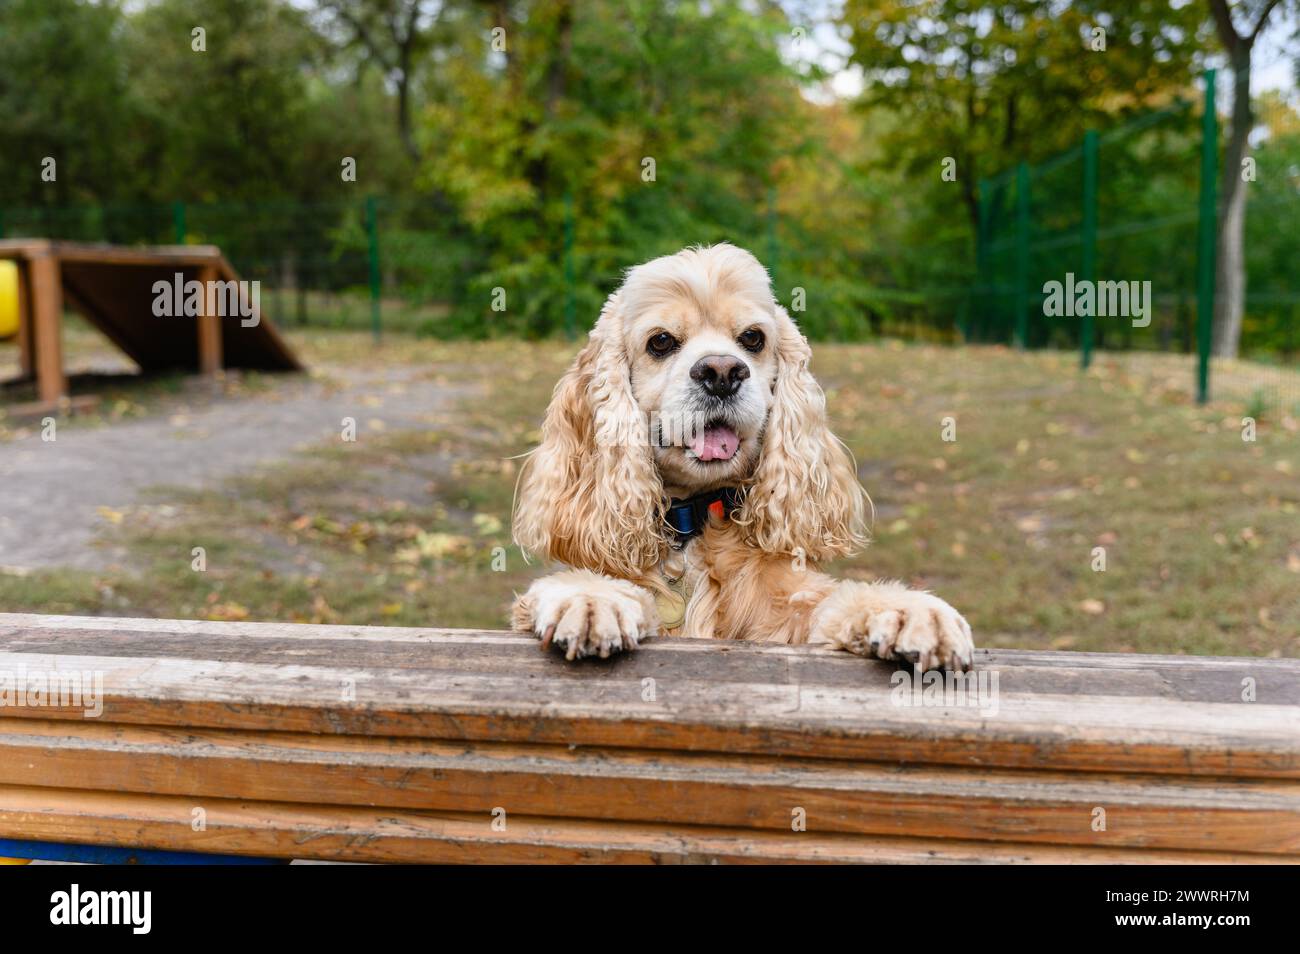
[0,614,1296,863]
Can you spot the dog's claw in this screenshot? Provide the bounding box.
[540,624,556,651]
[812,582,975,673]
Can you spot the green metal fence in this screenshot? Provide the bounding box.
[0,68,1295,412]
[974,90,1208,361]
[974,69,1299,410]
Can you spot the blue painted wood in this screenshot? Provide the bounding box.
[0,839,288,865]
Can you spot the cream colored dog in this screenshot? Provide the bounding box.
[511,243,973,671]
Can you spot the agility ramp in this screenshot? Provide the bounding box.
[0,240,302,406]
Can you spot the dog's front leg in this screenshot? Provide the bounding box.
[511,569,661,660]
[807,579,974,672]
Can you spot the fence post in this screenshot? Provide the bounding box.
[1015,162,1030,349]
[1080,130,1098,369]
[172,201,186,245]
[1195,69,1218,404]
[563,192,576,340]
[365,195,381,343]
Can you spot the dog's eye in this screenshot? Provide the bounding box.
[646,332,679,358]
[738,328,765,353]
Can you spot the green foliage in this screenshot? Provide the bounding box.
[840,0,1212,229]
[0,0,1292,353]
[416,0,809,335]
[0,0,139,205]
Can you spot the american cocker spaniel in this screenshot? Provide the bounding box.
[511,243,974,671]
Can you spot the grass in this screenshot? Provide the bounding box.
[1,328,1297,657]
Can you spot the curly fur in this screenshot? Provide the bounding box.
[512,293,667,580]
[510,243,973,671]
[732,306,869,561]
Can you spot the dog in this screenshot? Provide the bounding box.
[511,243,973,671]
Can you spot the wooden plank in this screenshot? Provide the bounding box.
[6,619,1296,703]
[215,256,302,371]
[0,719,1293,854]
[0,614,1295,779]
[0,613,1295,863]
[196,263,223,375]
[26,253,66,404]
[60,273,150,370]
[0,240,223,268]
[0,787,1286,865]
[14,258,34,379]
[59,262,200,370]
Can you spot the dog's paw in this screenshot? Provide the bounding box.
[810,580,974,672]
[512,570,660,660]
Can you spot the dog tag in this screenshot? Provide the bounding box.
[655,582,688,631]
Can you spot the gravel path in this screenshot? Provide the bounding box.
[0,366,468,571]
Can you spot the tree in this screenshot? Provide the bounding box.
[416,0,813,335]
[0,0,140,207]
[839,1,1211,237]
[126,0,325,202]
[1206,0,1288,357]
[314,0,447,160]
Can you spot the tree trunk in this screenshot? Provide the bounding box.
[396,69,418,160]
[1213,55,1251,358]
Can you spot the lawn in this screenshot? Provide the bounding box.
[2,328,1297,657]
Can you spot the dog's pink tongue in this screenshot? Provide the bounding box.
[691,424,739,462]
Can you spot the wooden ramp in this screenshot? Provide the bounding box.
[0,240,301,406]
[0,614,1296,864]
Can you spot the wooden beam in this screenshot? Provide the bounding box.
[60,274,149,370]
[13,259,34,380]
[0,718,1294,854]
[0,614,1296,863]
[215,255,302,371]
[26,253,66,404]
[0,616,1295,779]
[0,239,223,268]
[0,787,1286,865]
[197,263,223,376]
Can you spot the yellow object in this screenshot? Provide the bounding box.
[0,857,32,865]
[654,576,691,631]
[0,260,18,339]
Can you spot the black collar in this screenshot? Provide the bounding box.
[665,487,744,545]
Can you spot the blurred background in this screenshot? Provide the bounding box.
[0,0,1296,656]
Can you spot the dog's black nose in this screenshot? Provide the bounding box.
[690,355,749,398]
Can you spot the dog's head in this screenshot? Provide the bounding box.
[514,243,867,578]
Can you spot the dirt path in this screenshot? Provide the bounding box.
[0,366,470,571]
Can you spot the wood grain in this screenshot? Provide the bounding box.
[0,613,1295,863]
[0,719,1294,853]
[27,253,66,404]
[0,616,1295,778]
[0,787,1288,865]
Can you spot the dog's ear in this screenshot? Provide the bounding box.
[513,292,665,578]
[736,305,868,562]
